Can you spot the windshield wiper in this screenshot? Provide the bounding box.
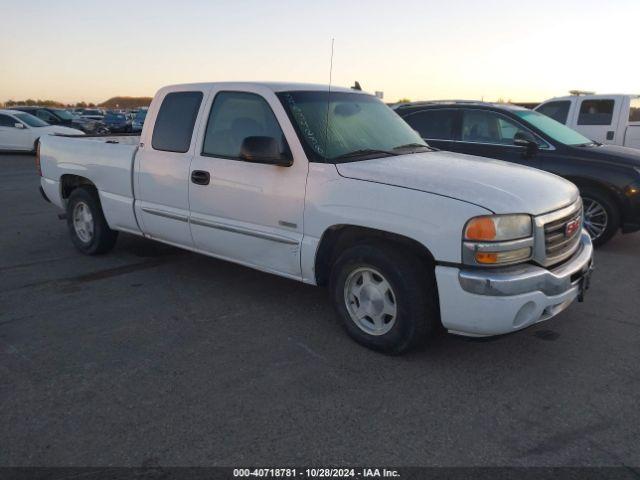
[392,143,431,151]
[333,149,398,161]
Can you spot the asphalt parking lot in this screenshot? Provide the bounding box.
[1,153,639,467]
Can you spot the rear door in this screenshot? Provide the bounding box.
[575,98,622,145]
[400,108,460,151]
[188,87,308,278]
[134,88,207,247]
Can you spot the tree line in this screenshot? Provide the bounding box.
[2,96,152,109]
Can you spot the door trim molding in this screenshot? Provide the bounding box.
[190,216,299,245]
[141,206,189,223]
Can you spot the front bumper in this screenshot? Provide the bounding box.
[435,231,593,337]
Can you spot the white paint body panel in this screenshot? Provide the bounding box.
[39,81,584,338]
[536,94,640,149]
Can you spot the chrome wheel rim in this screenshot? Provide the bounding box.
[582,197,608,241]
[73,201,94,243]
[344,267,397,336]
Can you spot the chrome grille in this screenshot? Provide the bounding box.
[543,206,583,266]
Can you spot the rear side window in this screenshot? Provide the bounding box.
[202,91,288,160]
[578,99,614,126]
[402,109,457,140]
[152,91,203,153]
[629,98,640,123]
[0,114,15,127]
[536,101,570,124]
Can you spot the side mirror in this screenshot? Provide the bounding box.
[240,136,292,167]
[513,131,539,156]
[14,123,25,129]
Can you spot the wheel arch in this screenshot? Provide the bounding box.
[60,174,98,201]
[313,224,437,286]
[564,175,624,209]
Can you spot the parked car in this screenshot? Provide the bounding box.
[535,93,640,149]
[395,101,640,246]
[79,109,105,121]
[10,106,105,135]
[37,82,593,354]
[0,109,83,152]
[103,112,133,133]
[132,108,148,132]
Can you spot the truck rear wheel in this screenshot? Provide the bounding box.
[329,243,439,354]
[66,186,118,255]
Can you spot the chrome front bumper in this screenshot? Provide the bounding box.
[458,231,593,297]
[435,231,594,337]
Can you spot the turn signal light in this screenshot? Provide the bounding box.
[465,217,497,241]
[475,247,532,265]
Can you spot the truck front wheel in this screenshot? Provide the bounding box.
[66,186,118,255]
[329,243,439,354]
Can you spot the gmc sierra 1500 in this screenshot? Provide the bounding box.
[38,82,594,353]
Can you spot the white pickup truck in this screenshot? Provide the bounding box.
[536,93,640,149]
[38,82,594,354]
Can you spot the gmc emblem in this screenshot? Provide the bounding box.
[565,219,580,238]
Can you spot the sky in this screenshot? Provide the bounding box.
[1,0,638,104]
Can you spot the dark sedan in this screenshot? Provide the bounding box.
[395,101,640,246]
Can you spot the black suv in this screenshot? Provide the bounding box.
[395,101,640,246]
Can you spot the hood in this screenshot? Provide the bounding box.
[335,151,579,216]
[569,144,640,168]
[44,126,85,136]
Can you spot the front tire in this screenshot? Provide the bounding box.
[66,186,118,255]
[580,187,620,247]
[329,243,439,354]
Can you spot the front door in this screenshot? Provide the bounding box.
[448,109,546,170]
[0,114,31,150]
[135,89,206,247]
[188,88,308,278]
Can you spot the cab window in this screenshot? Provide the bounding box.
[578,99,614,126]
[202,91,288,160]
[536,101,570,124]
[151,91,203,153]
[629,98,640,123]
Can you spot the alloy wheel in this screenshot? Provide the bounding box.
[344,267,397,336]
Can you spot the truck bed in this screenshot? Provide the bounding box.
[39,134,142,234]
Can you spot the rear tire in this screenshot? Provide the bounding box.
[66,186,118,255]
[580,187,620,247]
[329,242,439,354]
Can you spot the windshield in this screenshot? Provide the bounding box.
[52,109,74,121]
[14,112,49,127]
[515,110,593,146]
[277,91,428,162]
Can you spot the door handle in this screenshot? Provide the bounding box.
[191,170,210,185]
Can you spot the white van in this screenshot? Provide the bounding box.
[535,94,640,149]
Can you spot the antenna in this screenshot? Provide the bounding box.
[324,38,335,163]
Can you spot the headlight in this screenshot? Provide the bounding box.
[463,214,533,266]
